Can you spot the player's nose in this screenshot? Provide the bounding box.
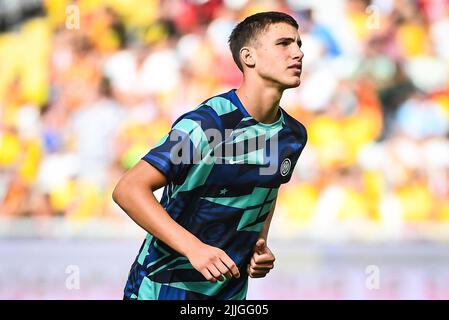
[292,47,304,61]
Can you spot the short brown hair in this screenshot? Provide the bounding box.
[228,11,299,72]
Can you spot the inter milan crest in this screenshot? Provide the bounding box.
[280,158,291,176]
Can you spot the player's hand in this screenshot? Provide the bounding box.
[247,239,275,278]
[186,243,240,283]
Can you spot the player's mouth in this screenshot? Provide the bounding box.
[287,63,302,75]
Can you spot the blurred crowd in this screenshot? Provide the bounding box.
[1,0,449,241]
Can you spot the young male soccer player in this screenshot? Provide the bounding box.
[113,11,307,300]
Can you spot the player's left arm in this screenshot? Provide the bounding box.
[247,196,277,278]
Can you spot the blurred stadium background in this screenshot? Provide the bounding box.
[1,0,449,299]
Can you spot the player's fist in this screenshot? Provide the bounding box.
[186,243,240,283]
[247,239,275,278]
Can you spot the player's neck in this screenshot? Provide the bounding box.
[235,80,282,125]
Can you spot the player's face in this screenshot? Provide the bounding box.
[252,22,304,90]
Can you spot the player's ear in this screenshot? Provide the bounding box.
[240,47,255,68]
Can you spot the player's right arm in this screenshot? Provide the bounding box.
[112,131,240,282]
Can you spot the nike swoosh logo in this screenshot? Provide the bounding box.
[228,159,244,164]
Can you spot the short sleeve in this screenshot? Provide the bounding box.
[280,121,307,184]
[280,152,302,184]
[142,106,221,183]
